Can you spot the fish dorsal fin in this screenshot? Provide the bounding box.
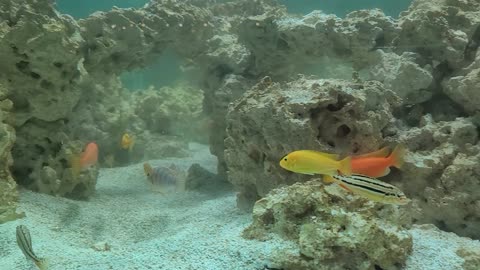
[300,150,340,160]
[353,147,390,159]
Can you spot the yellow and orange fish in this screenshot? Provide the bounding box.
[120,133,134,151]
[279,150,351,176]
[350,145,405,178]
[70,142,99,179]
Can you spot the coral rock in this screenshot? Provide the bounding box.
[225,76,399,209]
[244,181,412,270]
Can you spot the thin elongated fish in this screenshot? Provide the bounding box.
[324,174,410,205]
[16,225,48,270]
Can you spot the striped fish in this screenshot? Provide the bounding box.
[16,225,48,270]
[143,163,186,194]
[324,174,410,205]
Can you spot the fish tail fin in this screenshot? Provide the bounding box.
[322,175,335,183]
[143,163,153,181]
[128,140,135,152]
[35,258,49,270]
[338,156,352,175]
[69,155,81,180]
[176,176,187,192]
[390,145,405,169]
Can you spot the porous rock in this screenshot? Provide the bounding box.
[393,116,480,239]
[370,51,433,104]
[457,246,480,270]
[243,180,412,270]
[224,76,399,210]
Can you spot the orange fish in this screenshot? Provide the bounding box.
[350,145,405,178]
[70,142,99,179]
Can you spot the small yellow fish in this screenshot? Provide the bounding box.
[279,150,351,176]
[323,174,409,205]
[120,133,134,151]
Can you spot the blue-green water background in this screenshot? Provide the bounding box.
[55,0,412,89]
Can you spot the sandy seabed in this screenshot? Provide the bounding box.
[0,143,478,270]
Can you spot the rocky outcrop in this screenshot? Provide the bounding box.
[0,0,216,200]
[224,76,399,209]
[0,82,22,223]
[393,116,480,239]
[244,180,413,270]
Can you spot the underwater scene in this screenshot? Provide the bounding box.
[1,0,480,269]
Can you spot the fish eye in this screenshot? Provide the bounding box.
[284,158,287,161]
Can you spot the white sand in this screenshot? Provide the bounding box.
[405,224,480,270]
[0,143,478,270]
[0,143,291,270]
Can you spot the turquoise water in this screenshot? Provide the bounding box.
[55,0,413,90]
[56,0,412,18]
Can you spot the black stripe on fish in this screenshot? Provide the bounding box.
[16,225,41,264]
[333,174,403,198]
[346,174,396,190]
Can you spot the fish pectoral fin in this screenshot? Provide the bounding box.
[338,183,352,192]
[322,175,335,183]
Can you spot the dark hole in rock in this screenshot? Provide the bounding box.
[241,139,245,144]
[336,124,351,138]
[374,265,384,270]
[60,158,68,168]
[111,52,122,63]
[34,144,45,154]
[95,33,103,38]
[339,225,346,231]
[276,38,290,50]
[30,72,40,79]
[41,162,48,167]
[45,138,52,144]
[67,183,87,199]
[107,107,115,113]
[327,141,335,147]
[12,167,34,186]
[61,86,66,92]
[53,62,63,68]
[352,142,360,153]
[460,223,467,229]
[327,96,348,112]
[297,113,303,118]
[10,44,18,53]
[15,61,29,72]
[61,71,68,78]
[261,209,275,225]
[52,143,62,154]
[40,80,54,90]
[436,220,448,231]
[212,64,233,79]
[309,107,323,121]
